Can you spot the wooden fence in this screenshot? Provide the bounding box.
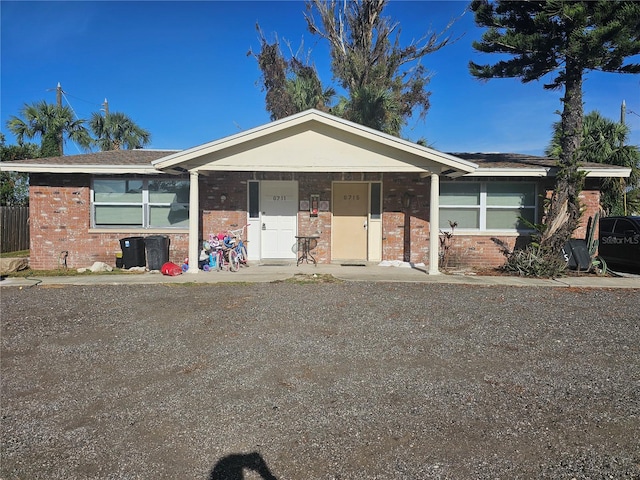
[0,206,29,253]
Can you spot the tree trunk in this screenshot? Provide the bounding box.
[41,132,62,158]
[540,63,585,254]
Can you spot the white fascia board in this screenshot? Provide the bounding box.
[199,163,433,173]
[152,112,321,169]
[467,166,632,178]
[309,113,478,173]
[0,164,161,175]
[582,167,631,178]
[153,109,478,174]
[467,168,550,177]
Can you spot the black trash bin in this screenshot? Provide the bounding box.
[119,237,146,269]
[145,235,170,270]
[562,239,591,270]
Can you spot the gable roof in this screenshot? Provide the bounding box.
[0,113,630,180]
[152,109,478,178]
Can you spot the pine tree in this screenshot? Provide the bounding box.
[470,0,640,253]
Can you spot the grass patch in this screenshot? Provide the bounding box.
[6,267,141,278]
[283,273,342,284]
[0,250,29,258]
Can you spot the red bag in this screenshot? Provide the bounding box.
[161,262,183,276]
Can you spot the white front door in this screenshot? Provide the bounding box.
[260,181,298,259]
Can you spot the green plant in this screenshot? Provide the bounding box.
[584,212,607,276]
[0,249,29,258]
[499,217,567,278]
[439,221,457,269]
[501,243,567,278]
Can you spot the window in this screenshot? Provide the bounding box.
[248,181,260,219]
[439,182,537,231]
[92,177,189,228]
[614,218,638,234]
[370,182,382,220]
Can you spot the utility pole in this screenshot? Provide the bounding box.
[621,100,628,215]
[102,98,109,117]
[57,82,63,155]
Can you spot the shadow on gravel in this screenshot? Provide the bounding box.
[209,452,278,480]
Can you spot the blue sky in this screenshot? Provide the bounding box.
[2,0,639,156]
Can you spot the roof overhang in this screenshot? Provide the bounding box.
[468,166,632,178]
[0,164,161,175]
[0,149,179,175]
[153,109,478,178]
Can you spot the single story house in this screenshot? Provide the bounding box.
[1,109,631,273]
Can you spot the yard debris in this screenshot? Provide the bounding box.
[378,260,426,268]
[77,261,113,273]
[127,266,147,272]
[0,257,29,274]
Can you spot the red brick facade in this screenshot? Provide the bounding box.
[27,173,600,271]
[29,174,189,270]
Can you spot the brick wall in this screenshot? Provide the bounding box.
[542,181,601,240]
[200,172,248,239]
[438,234,530,269]
[436,185,601,270]
[577,183,601,239]
[29,174,188,270]
[27,173,603,271]
[297,173,333,263]
[382,179,601,270]
[382,212,405,261]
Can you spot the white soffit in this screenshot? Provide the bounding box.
[153,110,478,175]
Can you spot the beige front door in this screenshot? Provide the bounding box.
[332,182,369,260]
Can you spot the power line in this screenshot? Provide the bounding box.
[48,83,91,154]
[62,91,102,108]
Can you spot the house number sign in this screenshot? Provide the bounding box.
[343,194,361,201]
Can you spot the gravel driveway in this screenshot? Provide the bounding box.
[1,281,639,479]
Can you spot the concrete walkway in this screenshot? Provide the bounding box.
[1,263,638,288]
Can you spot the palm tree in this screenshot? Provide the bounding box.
[546,111,640,215]
[626,188,640,215]
[89,111,151,151]
[333,85,403,136]
[285,72,335,113]
[6,100,92,156]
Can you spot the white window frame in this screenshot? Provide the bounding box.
[91,176,189,229]
[439,181,538,233]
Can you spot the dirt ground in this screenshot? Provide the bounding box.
[1,281,639,479]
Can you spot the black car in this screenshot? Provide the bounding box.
[598,216,640,273]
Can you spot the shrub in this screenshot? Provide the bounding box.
[501,243,567,278]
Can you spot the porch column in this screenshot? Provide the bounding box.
[187,170,200,274]
[428,172,441,275]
